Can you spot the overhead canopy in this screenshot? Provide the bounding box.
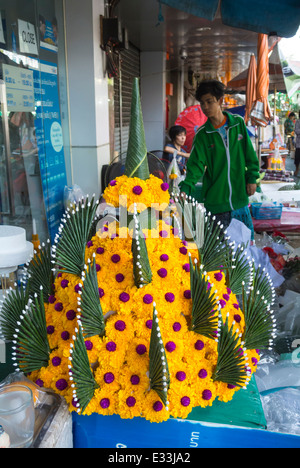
[159,0,300,38]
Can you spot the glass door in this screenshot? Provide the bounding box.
[0,0,70,243]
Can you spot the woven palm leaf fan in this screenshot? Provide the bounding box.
[104,152,167,189]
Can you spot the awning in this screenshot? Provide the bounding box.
[159,0,300,38]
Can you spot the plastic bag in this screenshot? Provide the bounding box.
[64,184,85,210]
[260,388,300,435]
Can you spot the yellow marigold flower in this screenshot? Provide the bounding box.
[142,390,170,423]
[117,389,144,419]
[118,365,150,394]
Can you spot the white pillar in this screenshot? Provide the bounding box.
[140,51,166,151]
[64,0,110,197]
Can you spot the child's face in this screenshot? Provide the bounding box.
[175,132,186,147]
[199,93,223,119]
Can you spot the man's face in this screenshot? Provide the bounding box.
[199,93,222,119]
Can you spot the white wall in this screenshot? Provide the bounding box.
[140,51,166,151]
[64,0,110,197]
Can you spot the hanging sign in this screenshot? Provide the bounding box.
[2,64,35,112]
[0,12,5,44]
[278,29,300,99]
[18,19,38,56]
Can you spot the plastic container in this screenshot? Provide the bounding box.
[251,202,283,220]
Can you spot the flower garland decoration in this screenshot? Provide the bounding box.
[1,76,277,425]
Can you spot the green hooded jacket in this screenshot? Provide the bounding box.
[179,111,260,214]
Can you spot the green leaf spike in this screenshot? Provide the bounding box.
[69,324,99,413]
[78,254,105,338]
[149,304,170,407]
[124,77,150,180]
[131,203,152,288]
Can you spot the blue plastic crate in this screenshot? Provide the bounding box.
[251,202,283,220]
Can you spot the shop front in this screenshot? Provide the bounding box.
[0,0,70,244]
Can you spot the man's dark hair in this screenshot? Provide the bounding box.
[289,112,296,118]
[196,80,226,102]
[169,125,186,142]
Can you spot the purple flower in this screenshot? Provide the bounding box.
[161,182,169,191]
[227,384,236,390]
[219,299,226,309]
[75,284,82,293]
[166,341,176,352]
[252,357,258,366]
[233,303,240,310]
[87,241,93,248]
[106,341,116,352]
[85,340,93,351]
[57,273,62,278]
[96,264,101,272]
[47,325,55,335]
[165,292,175,303]
[35,379,44,388]
[111,254,121,263]
[160,254,169,262]
[223,293,230,301]
[153,401,163,412]
[159,230,168,238]
[109,180,117,186]
[184,289,191,299]
[54,302,63,312]
[97,247,104,254]
[234,314,242,323]
[136,344,146,355]
[119,292,130,302]
[56,379,68,391]
[227,288,232,295]
[179,246,188,255]
[61,331,70,341]
[146,320,153,329]
[49,295,56,304]
[157,268,167,278]
[143,294,153,304]
[182,263,190,272]
[198,369,208,379]
[66,310,76,321]
[214,272,223,281]
[133,185,143,195]
[104,372,115,384]
[116,273,125,283]
[52,357,61,367]
[173,322,181,332]
[100,398,110,409]
[130,375,140,385]
[202,390,212,401]
[181,396,190,407]
[207,282,212,290]
[126,397,136,407]
[195,340,204,351]
[115,320,126,331]
[98,288,105,298]
[176,371,186,382]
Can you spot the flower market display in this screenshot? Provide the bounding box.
[0,79,277,424]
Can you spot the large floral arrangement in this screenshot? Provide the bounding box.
[0,79,277,424]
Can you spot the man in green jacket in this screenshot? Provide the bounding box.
[179,80,260,235]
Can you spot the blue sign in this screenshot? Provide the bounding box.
[33,60,67,243]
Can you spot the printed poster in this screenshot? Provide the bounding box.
[32,60,67,242]
[39,15,58,52]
